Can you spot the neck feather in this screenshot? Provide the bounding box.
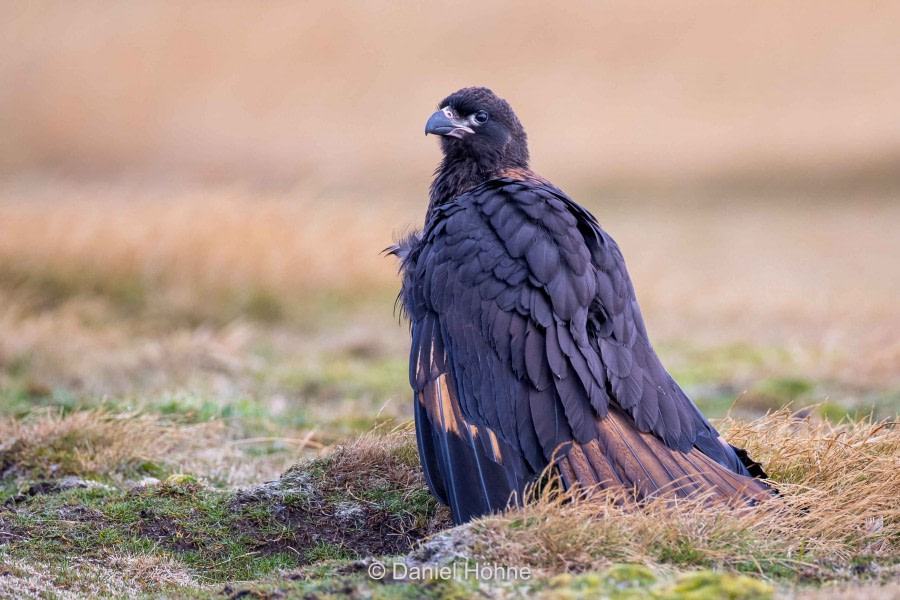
[428,149,525,214]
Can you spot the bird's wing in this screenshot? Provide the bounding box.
[399,228,535,524]
[412,357,535,524]
[406,178,750,470]
[539,182,752,472]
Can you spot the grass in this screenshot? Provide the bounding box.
[4,2,900,195]
[0,187,408,328]
[0,409,223,483]
[1,408,897,597]
[0,425,451,595]
[0,182,898,597]
[443,410,899,579]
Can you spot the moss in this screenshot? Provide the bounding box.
[655,571,774,600]
[603,564,658,587]
[546,566,658,599]
[201,571,480,600]
[545,567,773,600]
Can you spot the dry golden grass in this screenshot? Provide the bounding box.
[292,422,454,534]
[320,422,426,488]
[0,182,414,323]
[0,409,225,481]
[1,181,898,389]
[426,409,899,578]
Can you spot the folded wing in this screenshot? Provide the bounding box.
[399,178,770,524]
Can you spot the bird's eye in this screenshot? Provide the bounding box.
[474,111,489,124]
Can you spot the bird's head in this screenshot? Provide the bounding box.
[425,87,529,172]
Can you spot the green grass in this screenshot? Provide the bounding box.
[1,481,284,582]
[0,433,451,594]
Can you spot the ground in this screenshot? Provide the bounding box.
[0,181,898,598]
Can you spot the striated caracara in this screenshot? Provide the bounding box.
[389,87,771,525]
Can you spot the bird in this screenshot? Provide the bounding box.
[390,87,771,525]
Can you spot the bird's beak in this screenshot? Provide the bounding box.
[425,108,474,139]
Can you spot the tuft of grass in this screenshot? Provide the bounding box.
[256,423,453,543]
[0,549,205,598]
[0,409,224,483]
[722,409,900,559]
[304,541,355,563]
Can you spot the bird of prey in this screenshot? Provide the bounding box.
[391,87,770,525]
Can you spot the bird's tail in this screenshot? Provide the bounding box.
[556,407,772,505]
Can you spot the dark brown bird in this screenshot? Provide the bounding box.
[391,87,770,524]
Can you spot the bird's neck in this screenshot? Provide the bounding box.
[428,150,525,215]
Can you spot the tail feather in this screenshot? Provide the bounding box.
[581,441,626,487]
[563,443,600,487]
[680,451,741,498]
[649,442,705,497]
[557,407,772,504]
[416,376,771,524]
[605,412,676,493]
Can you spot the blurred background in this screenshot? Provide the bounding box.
[1,1,898,473]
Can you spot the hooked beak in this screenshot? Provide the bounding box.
[425,107,475,139]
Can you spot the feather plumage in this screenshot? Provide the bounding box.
[396,87,771,524]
